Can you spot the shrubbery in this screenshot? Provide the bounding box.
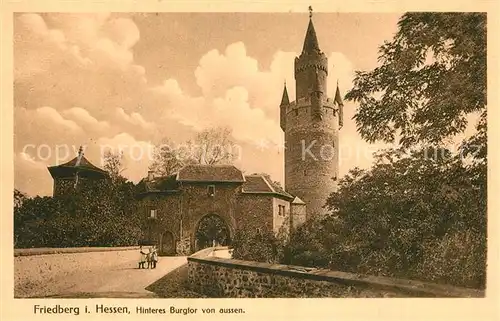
[231,147,486,289]
[14,179,144,248]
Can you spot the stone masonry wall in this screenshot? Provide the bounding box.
[187,253,484,298]
[137,193,182,254]
[236,194,273,233]
[182,183,240,249]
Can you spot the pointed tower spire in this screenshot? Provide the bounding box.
[335,81,345,129]
[280,81,290,106]
[302,7,321,54]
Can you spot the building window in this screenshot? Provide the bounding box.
[295,109,299,116]
[208,185,215,197]
[304,169,307,176]
[278,205,286,217]
[150,209,157,219]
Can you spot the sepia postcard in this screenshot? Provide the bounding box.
[1,0,499,320]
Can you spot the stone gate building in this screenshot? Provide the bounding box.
[136,165,306,256]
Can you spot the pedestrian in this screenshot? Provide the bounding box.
[138,246,147,269]
[146,247,153,269]
[151,245,158,269]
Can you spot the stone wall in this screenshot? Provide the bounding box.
[138,182,286,255]
[272,197,290,233]
[137,193,182,255]
[236,194,273,233]
[187,250,484,298]
[290,202,306,229]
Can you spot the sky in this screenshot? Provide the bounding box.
[14,12,409,196]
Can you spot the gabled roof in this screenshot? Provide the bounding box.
[292,196,306,205]
[242,175,294,200]
[176,164,245,183]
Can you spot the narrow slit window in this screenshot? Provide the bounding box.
[208,185,215,197]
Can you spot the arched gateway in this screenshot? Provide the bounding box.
[160,231,175,256]
[194,214,231,251]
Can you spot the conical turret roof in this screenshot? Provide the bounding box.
[302,18,321,54]
[280,82,290,106]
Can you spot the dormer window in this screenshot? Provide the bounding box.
[208,185,215,197]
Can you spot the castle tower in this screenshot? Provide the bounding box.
[281,10,344,218]
[47,146,109,196]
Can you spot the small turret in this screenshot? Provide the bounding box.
[334,82,344,128]
[280,81,289,131]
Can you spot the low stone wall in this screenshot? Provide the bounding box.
[14,247,139,298]
[14,246,139,257]
[187,249,484,298]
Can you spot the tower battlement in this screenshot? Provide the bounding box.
[294,54,328,75]
[286,97,338,111]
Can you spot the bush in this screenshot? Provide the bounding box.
[14,179,144,248]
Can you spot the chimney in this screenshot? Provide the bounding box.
[148,170,154,181]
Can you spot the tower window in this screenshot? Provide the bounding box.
[208,185,215,197]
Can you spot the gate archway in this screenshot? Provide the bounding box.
[160,231,175,256]
[194,214,231,251]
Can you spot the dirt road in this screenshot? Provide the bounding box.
[19,255,187,298]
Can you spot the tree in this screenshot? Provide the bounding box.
[149,126,237,177]
[189,126,236,165]
[103,150,126,184]
[14,178,144,248]
[14,189,27,209]
[149,138,185,177]
[345,13,486,149]
[232,228,283,264]
[195,214,230,250]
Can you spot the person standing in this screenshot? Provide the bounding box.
[138,246,147,269]
[151,245,158,269]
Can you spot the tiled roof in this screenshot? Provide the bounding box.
[176,164,245,183]
[48,155,108,178]
[242,175,274,193]
[242,175,294,200]
[137,174,179,194]
[56,156,107,172]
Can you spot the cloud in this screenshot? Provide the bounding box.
[36,107,82,132]
[115,108,154,130]
[96,133,154,183]
[63,107,110,132]
[14,152,52,197]
[13,13,361,196]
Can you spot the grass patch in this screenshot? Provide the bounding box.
[145,264,204,298]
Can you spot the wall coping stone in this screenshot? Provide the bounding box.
[188,250,484,298]
[14,246,140,257]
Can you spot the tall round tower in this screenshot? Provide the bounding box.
[280,11,344,218]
